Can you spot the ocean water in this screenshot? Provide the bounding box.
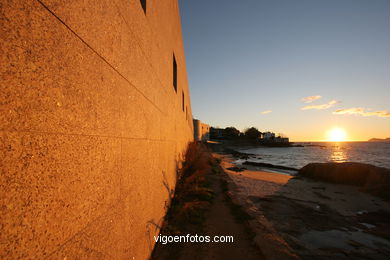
[237,142,390,170]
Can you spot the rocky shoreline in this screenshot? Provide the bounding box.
[299,162,390,200]
[213,152,390,259]
[221,147,299,174]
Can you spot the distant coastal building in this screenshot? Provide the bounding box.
[1,1,193,259]
[274,137,290,143]
[193,119,210,142]
[261,132,289,143]
[262,131,276,139]
[210,127,226,139]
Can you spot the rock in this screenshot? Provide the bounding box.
[227,166,246,172]
[223,148,255,158]
[243,161,299,171]
[298,162,390,200]
[253,233,300,260]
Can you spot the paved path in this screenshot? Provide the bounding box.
[179,168,264,260]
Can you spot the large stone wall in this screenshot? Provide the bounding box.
[0,0,193,258]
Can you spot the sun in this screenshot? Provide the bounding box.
[327,127,347,142]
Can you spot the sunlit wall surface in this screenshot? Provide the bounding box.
[0,0,193,258]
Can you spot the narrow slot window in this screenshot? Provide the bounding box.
[182,92,185,112]
[173,54,177,92]
[140,0,146,14]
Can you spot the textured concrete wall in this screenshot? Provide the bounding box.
[0,0,193,258]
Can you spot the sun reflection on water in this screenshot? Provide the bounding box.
[329,143,347,163]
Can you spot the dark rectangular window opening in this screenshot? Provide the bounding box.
[182,91,185,112]
[140,0,146,14]
[173,54,177,92]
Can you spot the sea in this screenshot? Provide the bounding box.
[237,142,390,170]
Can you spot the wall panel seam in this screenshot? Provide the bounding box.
[34,0,165,116]
[44,203,120,259]
[0,130,177,143]
[114,2,174,105]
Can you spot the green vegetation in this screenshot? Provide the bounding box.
[223,127,241,139]
[243,127,261,139]
[153,143,258,259]
[209,126,291,146]
[152,142,216,259]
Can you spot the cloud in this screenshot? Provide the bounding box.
[333,108,390,118]
[301,95,322,103]
[261,110,272,114]
[301,100,338,110]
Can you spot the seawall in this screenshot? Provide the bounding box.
[0,0,193,258]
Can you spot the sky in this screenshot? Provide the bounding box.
[179,0,390,142]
